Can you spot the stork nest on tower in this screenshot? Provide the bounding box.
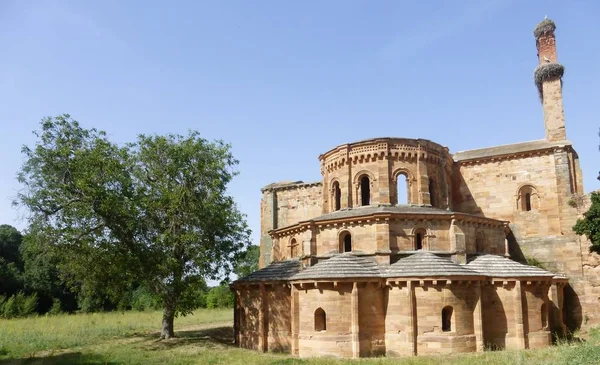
[534,62,564,101]
[534,19,556,39]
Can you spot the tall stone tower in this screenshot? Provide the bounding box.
[534,18,566,142]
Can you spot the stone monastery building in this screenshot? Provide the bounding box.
[232,19,599,358]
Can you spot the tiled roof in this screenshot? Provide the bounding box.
[236,253,558,284]
[466,254,555,278]
[291,253,381,280]
[235,259,301,282]
[384,251,478,277]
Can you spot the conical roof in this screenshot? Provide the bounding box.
[235,259,301,282]
[291,253,381,281]
[467,254,555,278]
[384,251,477,278]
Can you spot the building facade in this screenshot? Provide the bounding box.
[232,19,597,358]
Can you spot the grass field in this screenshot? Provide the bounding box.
[1,310,599,365]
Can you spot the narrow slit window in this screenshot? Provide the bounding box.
[315,308,326,331]
[541,303,548,328]
[397,174,408,204]
[360,176,370,206]
[333,182,341,211]
[442,306,453,332]
[344,234,352,252]
[290,238,298,258]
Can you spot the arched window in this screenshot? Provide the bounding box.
[290,238,298,258]
[314,308,326,331]
[332,181,341,211]
[541,303,548,329]
[360,176,370,206]
[429,178,436,207]
[396,173,409,205]
[414,228,426,250]
[475,231,484,253]
[442,306,453,332]
[339,231,352,253]
[344,235,352,252]
[517,185,538,212]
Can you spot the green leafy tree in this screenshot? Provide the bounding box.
[0,225,23,267]
[574,192,600,254]
[206,284,234,309]
[234,244,259,278]
[16,115,251,338]
[20,227,78,313]
[0,225,23,296]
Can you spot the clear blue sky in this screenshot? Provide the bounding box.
[1,0,599,247]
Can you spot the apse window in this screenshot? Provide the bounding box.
[314,308,326,331]
[332,181,341,211]
[541,303,548,329]
[442,306,453,332]
[396,173,409,204]
[429,177,436,207]
[339,231,352,253]
[414,228,426,250]
[360,176,370,206]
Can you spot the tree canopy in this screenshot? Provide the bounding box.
[16,115,251,337]
[234,244,259,279]
[574,192,600,254]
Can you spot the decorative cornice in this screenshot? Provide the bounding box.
[268,210,507,239]
[261,180,322,193]
[318,138,451,175]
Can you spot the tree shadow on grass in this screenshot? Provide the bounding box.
[143,326,236,350]
[0,352,118,365]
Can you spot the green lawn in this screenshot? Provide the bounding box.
[1,309,599,365]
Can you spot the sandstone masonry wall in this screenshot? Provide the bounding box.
[260,182,322,267]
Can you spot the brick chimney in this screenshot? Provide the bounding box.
[534,18,566,142]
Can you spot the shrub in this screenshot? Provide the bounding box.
[0,292,38,318]
[48,298,62,315]
[131,286,160,311]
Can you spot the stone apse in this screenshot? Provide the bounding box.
[231,19,597,358]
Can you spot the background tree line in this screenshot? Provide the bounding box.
[0,223,258,318]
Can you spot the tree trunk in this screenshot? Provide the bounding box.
[161,306,175,339]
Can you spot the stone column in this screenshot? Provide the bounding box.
[474,282,484,352]
[378,144,391,204]
[259,284,268,352]
[351,282,360,358]
[291,284,299,356]
[234,289,240,345]
[549,282,566,336]
[513,281,527,349]
[345,148,353,208]
[409,281,417,356]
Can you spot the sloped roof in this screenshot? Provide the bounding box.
[235,259,301,282]
[466,254,555,278]
[384,251,478,278]
[453,139,571,162]
[291,253,381,280]
[311,205,453,222]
